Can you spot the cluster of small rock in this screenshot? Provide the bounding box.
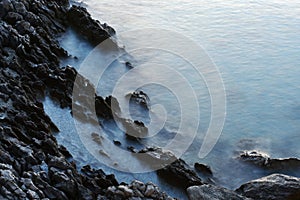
[102,181,174,200]
[0,0,176,199]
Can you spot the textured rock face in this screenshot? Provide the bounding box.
[0,1,116,197]
[67,5,115,45]
[187,185,249,200]
[238,150,300,171]
[0,0,175,199]
[157,158,203,189]
[105,180,175,200]
[236,174,300,200]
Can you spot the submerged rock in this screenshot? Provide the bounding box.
[126,90,151,110]
[236,174,300,200]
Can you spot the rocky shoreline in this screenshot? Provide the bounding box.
[0,0,299,199]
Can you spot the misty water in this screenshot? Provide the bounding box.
[44,0,300,198]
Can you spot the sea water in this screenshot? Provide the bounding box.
[45,0,300,198]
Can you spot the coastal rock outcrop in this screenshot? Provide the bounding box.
[67,5,115,45]
[157,158,203,189]
[236,173,300,200]
[0,0,175,199]
[105,180,175,200]
[187,185,250,200]
[238,150,300,170]
[126,90,151,110]
[136,147,203,189]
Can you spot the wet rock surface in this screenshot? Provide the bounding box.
[137,148,203,189]
[236,174,300,200]
[194,163,213,177]
[104,180,175,200]
[157,158,203,189]
[187,185,250,200]
[238,150,300,171]
[0,0,175,199]
[67,5,116,45]
[126,90,151,110]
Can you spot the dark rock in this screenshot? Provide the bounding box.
[67,5,115,45]
[12,1,27,16]
[138,147,177,164]
[0,0,178,199]
[122,118,148,138]
[104,181,174,200]
[127,146,137,153]
[105,96,121,114]
[269,158,300,170]
[58,145,73,159]
[113,140,121,146]
[41,138,60,156]
[54,0,69,6]
[91,132,103,145]
[15,20,34,35]
[95,95,113,119]
[81,165,119,189]
[49,167,77,198]
[5,12,23,25]
[157,159,203,189]
[47,155,72,170]
[187,185,249,200]
[238,150,300,170]
[236,174,300,200]
[239,150,270,167]
[136,147,201,189]
[194,163,213,177]
[77,185,94,200]
[43,185,69,200]
[0,0,14,18]
[125,61,133,68]
[126,90,150,110]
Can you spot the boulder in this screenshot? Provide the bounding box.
[238,150,300,170]
[239,150,270,167]
[157,158,203,189]
[122,119,148,138]
[194,163,213,177]
[187,185,249,200]
[236,174,300,200]
[67,5,115,45]
[5,12,23,25]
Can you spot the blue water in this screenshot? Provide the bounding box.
[46,0,300,198]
